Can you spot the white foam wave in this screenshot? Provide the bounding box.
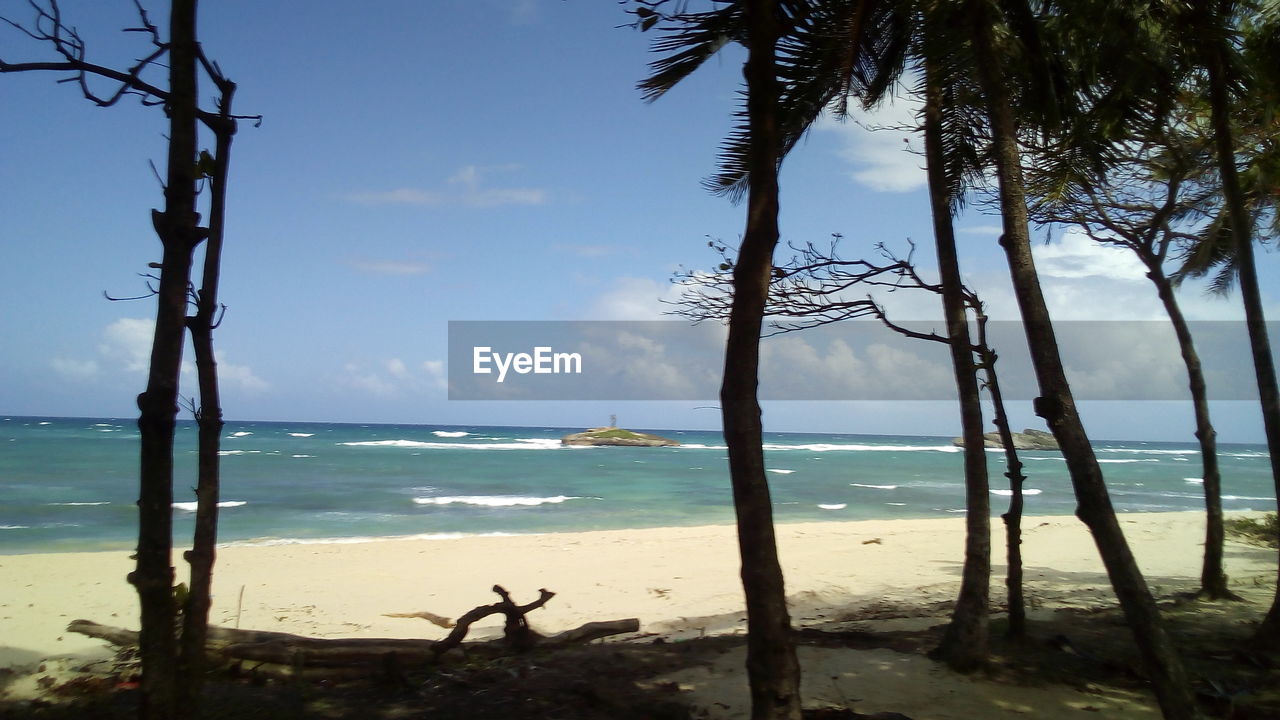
[291,454,315,458]
[1185,478,1204,484]
[0,525,30,530]
[1097,459,1160,464]
[173,500,247,512]
[1099,448,1198,456]
[342,438,563,451]
[681,443,729,450]
[288,432,314,437]
[767,469,795,475]
[413,495,596,507]
[885,502,907,506]
[93,423,114,427]
[47,501,111,506]
[1225,451,1270,458]
[850,483,898,490]
[817,503,847,510]
[37,421,51,425]
[217,449,262,456]
[990,489,1043,496]
[433,430,470,438]
[228,431,253,437]
[765,443,960,453]
[1223,495,1276,501]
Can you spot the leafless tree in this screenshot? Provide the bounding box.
[2,2,256,716]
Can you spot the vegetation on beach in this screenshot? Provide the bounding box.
[1227,514,1280,549]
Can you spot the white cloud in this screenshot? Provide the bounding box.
[218,355,270,394]
[1032,228,1149,282]
[342,358,446,396]
[350,260,431,276]
[817,94,926,193]
[347,165,547,208]
[97,317,155,372]
[422,360,447,390]
[584,276,691,320]
[958,224,1004,236]
[51,357,99,381]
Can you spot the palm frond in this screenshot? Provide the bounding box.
[639,5,745,103]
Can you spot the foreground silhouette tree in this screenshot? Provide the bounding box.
[964,0,1201,715]
[635,1,802,716]
[639,0,998,670]
[1,2,254,716]
[675,230,1032,642]
[1028,126,1239,600]
[717,2,803,715]
[1180,0,1280,644]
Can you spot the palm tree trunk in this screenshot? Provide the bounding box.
[1202,34,1280,643]
[722,1,801,717]
[920,57,990,672]
[131,2,200,718]
[966,4,1201,717]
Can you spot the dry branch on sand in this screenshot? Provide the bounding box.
[68,585,639,679]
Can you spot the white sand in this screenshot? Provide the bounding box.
[1,511,1275,717]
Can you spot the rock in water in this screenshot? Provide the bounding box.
[951,428,1060,451]
[561,427,680,447]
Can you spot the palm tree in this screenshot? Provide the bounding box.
[963,2,1203,716]
[1169,0,1280,641]
[638,2,802,715]
[641,0,1207,709]
[1026,124,1238,600]
[641,0,997,671]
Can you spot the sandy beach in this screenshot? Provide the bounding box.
[2,511,1276,717]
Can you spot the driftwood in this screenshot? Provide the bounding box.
[68,585,639,678]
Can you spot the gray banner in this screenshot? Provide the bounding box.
[447,320,1277,401]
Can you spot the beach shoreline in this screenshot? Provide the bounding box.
[2,510,1275,674]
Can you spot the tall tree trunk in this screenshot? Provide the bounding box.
[974,302,1028,638]
[1147,266,1234,600]
[1202,30,1280,643]
[720,1,801,717]
[130,1,200,718]
[920,57,990,672]
[178,86,236,708]
[967,5,1201,718]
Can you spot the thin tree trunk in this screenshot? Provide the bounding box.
[130,2,200,718]
[967,5,1201,718]
[1146,266,1234,599]
[721,1,801,717]
[974,302,1028,638]
[1202,33,1280,642]
[178,84,236,708]
[920,57,990,672]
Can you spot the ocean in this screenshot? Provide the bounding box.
[0,416,1274,555]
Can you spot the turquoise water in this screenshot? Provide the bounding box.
[0,416,1274,554]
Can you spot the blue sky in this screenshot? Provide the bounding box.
[0,0,1275,442]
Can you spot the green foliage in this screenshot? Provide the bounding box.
[1225,513,1279,548]
[584,428,647,440]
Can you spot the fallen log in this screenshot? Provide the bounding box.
[67,585,640,676]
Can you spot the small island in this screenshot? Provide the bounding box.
[561,427,680,447]
[952,427,1061,451]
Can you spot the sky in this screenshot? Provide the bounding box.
[0,0,1276,443]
